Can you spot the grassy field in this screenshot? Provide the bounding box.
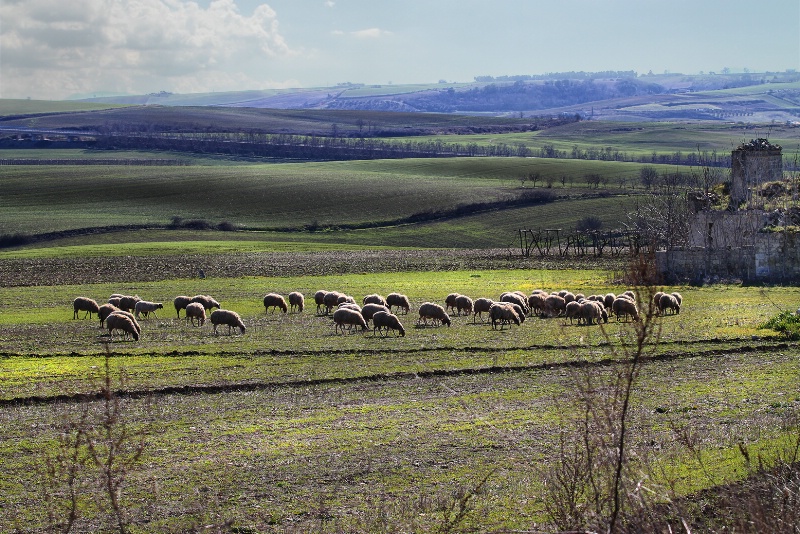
[0,256,798,531]
[0,157,660,250]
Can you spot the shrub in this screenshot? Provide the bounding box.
[759,311,800,340]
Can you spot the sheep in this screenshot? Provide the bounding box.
[372,311,405,337]
[73,297,100,320]
[109,293,125,299]
[184,302,206,326]
[263,293,288,314]
[322,291,342,314]
[109,310,141,336]
[603,293,616,309]
[361,303,390,325]
[612,297,639,322]
[489,303,520,330]
[98,303,120,327]
[417,302,451,327]
[528,293,548,316]
[544,294,567,317]
[500,292,529,315]
[117,295,141,313]
[338,302,362,313]
[314,290,329,314]
[210,309,246,335]
[580,301,607,325]
[564,300,582,324]
[506,302,526,323]
[386,292,411,314]
[191,295,221,311]
[173,295,192,318]
[332,307,368,334]
[671,292,683,306]
[108,296,123,308]
[472,297,494,323]
[652,292,666,312]
[621,290,636,301]
[444,293,461,314]
[563,292,576,304]
[658,293,681,315]
[362,294,387,307]
[105,312,140,341]
[288,291,305,313]
[454,295,474,316]
[134,300,163,319]
[336,294,356,306]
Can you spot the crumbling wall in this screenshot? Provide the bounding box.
[730,138,783,208]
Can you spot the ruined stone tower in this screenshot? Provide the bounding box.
[729,138,783,208]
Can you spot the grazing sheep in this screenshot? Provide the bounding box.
[173,295,192,318]
[658,293,681,315]
[454,295,474,316]
[528,293,548,316]
[563,292,576,304]
[489,303,521,330]
[98,303,120,327]
[314,290,329,314]
[338,302,362,313]
[564,300,582,324]
[263,293,288,314]
[362,294,387,307]
[191,295,221,311]
[105,312,140,341]
[322,291,342,314]
[671,292,683,306]
[117,295,141,313]
[472,298,494,323]
[361,303,390,325]
[184,302,206,326]
[544,294,567,317]
[210,309,246,335]
[109,293,125,299]
[73,297,100,320]
[109,310,141,337]
[288,292,305,313]
[134,300,164,319]
[500,292,529,315]
[612,297,639,322]
[444,293,461,314]
[507,302,526,324]
[621,290,636,301]
[417,302,451,327]
[386,292,411,314]
[337,294,356,306]
[603,293,616,309]
[372,311,405,337]
[332,307,368,334]
[652,292,666,312]
[108,297,123,308]
[580,301,607,325]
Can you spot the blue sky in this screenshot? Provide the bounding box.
[1,0,798,100]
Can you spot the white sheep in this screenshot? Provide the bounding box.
[386,292,411,314]
[361,303,390,325]
[671,292,683,306]
[338,302,362,313]
[173,295,192,318]
[314,290,329,314]
[210,309,246,335]
[336,294,356,306]
[417,302,451,327]
[322,291,342,314]
[372,311,406,337]
[612,297,639,322]
[580,301,607,325]
[263,293,288,314]
[652,292,666,313]
[658,293,681,315]
[444,293,461,313]
[489,303,520,330]
[527,293,547,316]
[109,310,141,337]
[603,293,616,309]
[117,295,141,313]
[564,300,582,324]
[454,295,474,316]
[332,307,368,334]
[362,294,387,307]
[73,297,100,320]
[184,302,206,326]
[98,303,120,327]
[500,292,529,315]
[105,312,140,341]
[544,294,567,317]
[134,300,164,319]
[288,291,305,313]
[472,297,494,323]
[191,295,221,311]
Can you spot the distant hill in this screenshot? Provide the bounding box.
[69,71,800,123]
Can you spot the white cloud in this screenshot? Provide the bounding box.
[325,1,335,7]
[332,28,391,39]
[0,0,296,99]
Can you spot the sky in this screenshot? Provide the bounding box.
[1,0,799,100]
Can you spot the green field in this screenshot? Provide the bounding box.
[0,258,798,531]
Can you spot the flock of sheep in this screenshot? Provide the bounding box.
[72,287,683,342]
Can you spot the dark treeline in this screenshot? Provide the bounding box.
[0,158,186,166]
